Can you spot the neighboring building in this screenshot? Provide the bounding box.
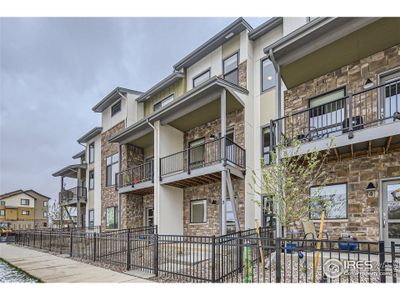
[0,189,49,229]
[53,17,400,247]
[266,18,400,248]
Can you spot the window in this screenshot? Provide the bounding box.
[309,88,346,137]
[111,100,121,117]
[89,170,94,190]
[310,183,348,220]
[0,201,5,206]
[22,210,30,215]
[380,70,400,122]
[89,209,94,227]
[43,212,48,218]
[106,206,118,229]
[21,199,30,206]
[189,138,205,168]
[89,143,95,163]
[43,201,47,207]
[262,196,276,229]
[0,209,4,216]
[190,199,207,223]
[153,94,174,111]
[261,59,276,92]
[193,70,210,87]
[226,199,236,233]
[223,52,239,85]
[106,153,119,186]
[262,126,272,165]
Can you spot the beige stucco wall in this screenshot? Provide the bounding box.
[2,193,35,208]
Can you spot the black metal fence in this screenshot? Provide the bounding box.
[13,227,399,283]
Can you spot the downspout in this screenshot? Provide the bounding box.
[267,49,282,238]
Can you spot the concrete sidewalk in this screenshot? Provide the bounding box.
[0,243,150,283]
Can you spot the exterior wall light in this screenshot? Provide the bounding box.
[366,182,376,197]
[363,78,374,90]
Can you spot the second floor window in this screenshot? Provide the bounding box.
[43,201,47,207]
[111,100,121,117]
[223,52,239,85]
[21,199,30,206]
[22,210,30,215]
[193,70,210,87]
[106,153,119,186]
[43,212,48,218]
[154,94,174,111]
[89,170,94,190]
[261,59,276,92]
[0,201,5,206]
[89,142,95,163]
[0,209,4,216]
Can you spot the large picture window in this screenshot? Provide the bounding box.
[223,52,238,85]
[106,153,119,186]
[106,206,118,229]
[261,59,275,92]
[310,183,348,220]
[190,199,207,223]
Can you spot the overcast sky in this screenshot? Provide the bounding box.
[0,17,266,204]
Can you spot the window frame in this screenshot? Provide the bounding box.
[88,209,95,227]
[193,69,211,88]
[309,182,348,220]
[111,100,122,117]
[43,211,48,218]
[153,93,175,112]
[106,206,118,229]
[223,51,239,85]
[261,58,276,93]
[22,210,30,216]
[0,209,5,216]
[106,153,119,187]
[89,142,95,163]
[0,201,5,206]
[261,125,272,165]
[190,199,207,224]
[308,87,347,108]
[20,199,30,206]
[43,201,47,207]
[89,170,95,190]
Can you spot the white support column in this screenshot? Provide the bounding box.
[221,89,227,235]
[154,120,161,230]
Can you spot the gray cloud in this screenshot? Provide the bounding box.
[0,17,266,204]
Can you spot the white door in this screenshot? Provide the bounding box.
[382,180,400,246]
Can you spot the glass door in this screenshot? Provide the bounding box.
[382,179,400,246]
[380,70,400,123]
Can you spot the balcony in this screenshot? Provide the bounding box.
[59,187,87,206]
[271,79,400,157]
[160,137,245,187]
[116,160,154,195]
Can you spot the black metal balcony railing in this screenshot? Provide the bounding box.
[117,159,154,189]
[271,79,400,146]
[59,186,87,205]
[160,137,245,177]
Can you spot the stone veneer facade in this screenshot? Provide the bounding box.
[182,108,245,236]
[101,121,125,231]
[283,44,400,241]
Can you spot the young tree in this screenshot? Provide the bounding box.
[251,128,334,236]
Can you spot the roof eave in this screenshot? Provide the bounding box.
[92,87,143,113]
[77,127,103,144]
[248,17,283,41]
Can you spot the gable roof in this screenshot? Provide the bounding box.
[72,149,86,159]
[0,190,36,200]
[173,17,252,70]
[24,190,51,200]
[92,87,143,113]
[77,127,103,144]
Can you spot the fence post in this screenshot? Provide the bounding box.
[33,231,36,247]
[211,235,216,283]
[379,240,386,283]
[70,231,73,257]
[49,231,52,251]
[391,241,397,283]
[93,232,97,262]
[237,231,243,273]
[40,231,43,249]
[59,231,62,254]
[153,232,159,277]
[275,237,281,283]
[126,229,131,271]
[347,93,354,139]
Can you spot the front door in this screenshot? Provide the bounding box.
[382,179,400,246]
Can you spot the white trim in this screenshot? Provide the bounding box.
[379,176,400,241]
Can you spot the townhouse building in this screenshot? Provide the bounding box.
[0,189,49,229]
[53,17,400,249]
